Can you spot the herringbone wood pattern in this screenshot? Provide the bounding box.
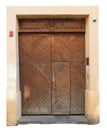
[19,19,85,115]
[52,33,85,114]
[19,33,51,114]
[52,62,71,114]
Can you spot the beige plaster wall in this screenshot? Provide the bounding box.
[7,6,99,126]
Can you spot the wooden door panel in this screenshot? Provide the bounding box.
[71,64,85,114]
[52,33,85,114]
[70,34,85,114]
[52,33,85,62]
[52,62,71,114]
[19,18,85,32]
[19,19,85,116]
[52,34,71,61]
[70,33,85,64]
[19,33,51,114]
[19,19,52,32]
[54,19,85,32]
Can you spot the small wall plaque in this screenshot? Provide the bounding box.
[9,31,14,37]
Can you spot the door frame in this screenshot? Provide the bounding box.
[7,6,99,125]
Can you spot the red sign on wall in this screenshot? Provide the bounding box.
[9,31,14,37]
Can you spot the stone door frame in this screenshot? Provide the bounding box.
[7,6,99,126]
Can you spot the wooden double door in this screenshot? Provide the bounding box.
[19,19,85,115]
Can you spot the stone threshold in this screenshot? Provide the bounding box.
[18,115,89,124]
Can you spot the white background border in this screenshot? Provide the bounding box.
[0,0,107,129]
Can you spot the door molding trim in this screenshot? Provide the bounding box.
[7,6,99,125]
